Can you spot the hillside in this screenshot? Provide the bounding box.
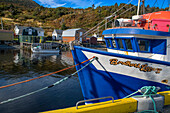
[0,0,39,8]
[0,1,168,36]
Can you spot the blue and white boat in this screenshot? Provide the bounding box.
[70,1,170,102]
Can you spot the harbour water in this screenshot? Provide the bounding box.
[0,49,170,113]
[0,49,83,113]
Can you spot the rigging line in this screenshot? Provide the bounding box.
[161,0,166,9]
[83,0,134,36]
[88,4,137,34]
[152,0,157,7]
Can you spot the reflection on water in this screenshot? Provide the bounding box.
[0,49,83,113]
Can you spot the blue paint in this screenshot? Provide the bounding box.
[151,39,167,55]
[71,47,170,102]
[105,37,167,55]
[74,46,170,66]
[102,28,170,36]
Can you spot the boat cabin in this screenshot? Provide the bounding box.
[103,28,170,61]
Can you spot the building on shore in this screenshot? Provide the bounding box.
[62,28,86,43]
[0,30,14,44]
[52,29,63,41]
[14,25,44,37]
[14,25,45,44]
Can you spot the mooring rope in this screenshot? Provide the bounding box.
[0,56,95,89]
[0,57,97,104]
[124,86,158,113]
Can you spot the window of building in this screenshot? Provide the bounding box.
[28,29,32,35]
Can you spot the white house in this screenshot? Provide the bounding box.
[14,25,44,36]
[52,29,63,41]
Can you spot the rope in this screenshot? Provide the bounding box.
[0,56,95,89]
[90,4,137,34]
[0,57,97,104]
[82,0,135,37]
[124,86,158,113]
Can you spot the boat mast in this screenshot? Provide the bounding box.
[137,0,141,15]
[142,0,145,14]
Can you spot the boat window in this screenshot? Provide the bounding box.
[137,40,150,52]
[117,39,124,49]
[112,39,117,48]
[106,39,111,48]
[125,39,133,50]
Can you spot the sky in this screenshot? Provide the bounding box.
[33,0,170,9]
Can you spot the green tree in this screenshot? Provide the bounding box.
[61,23,67,30]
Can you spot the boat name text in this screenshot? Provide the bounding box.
[109,59,162,74]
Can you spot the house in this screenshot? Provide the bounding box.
[14,25,44,36]
[52,29,63,41]
[62,28,86,43]
[0,30,14,41]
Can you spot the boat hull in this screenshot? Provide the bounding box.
[71,46,170,102]
[31,48,60,54]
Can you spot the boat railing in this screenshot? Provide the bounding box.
[32,43,53,50]
[76,96,114,109]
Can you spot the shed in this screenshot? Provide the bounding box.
[0,30,14,41]
[52,29,63,41]
[62,28,86,42]
[87,36,97,45]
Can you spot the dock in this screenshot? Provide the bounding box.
[42,90,170,113]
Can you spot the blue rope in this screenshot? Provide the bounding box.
[0,57,96,104]
[124,86,158,113]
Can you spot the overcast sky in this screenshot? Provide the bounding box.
[33,0,169,9]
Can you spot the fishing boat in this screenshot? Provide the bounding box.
[70,0,170,102]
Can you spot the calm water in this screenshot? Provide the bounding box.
[0,49,83,113]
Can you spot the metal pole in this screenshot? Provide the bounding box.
[1,18,3,30]
[142,0,145,14]
[137,0,141,15]
[105,19,107,29]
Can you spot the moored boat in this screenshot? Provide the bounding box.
[70,0,170,102]
[31,43,60,54]
[31,46,60,54]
